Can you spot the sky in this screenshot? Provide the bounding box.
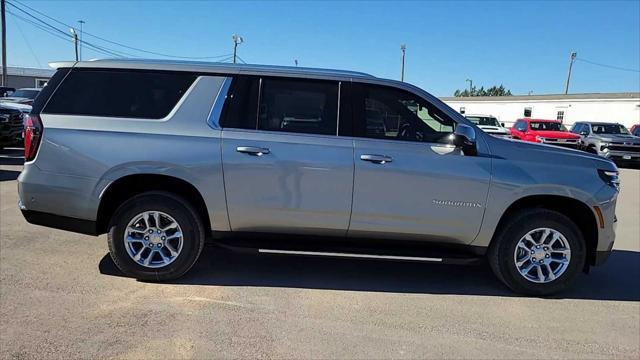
[5,0,640,96]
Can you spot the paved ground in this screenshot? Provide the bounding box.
[1,147,639,359]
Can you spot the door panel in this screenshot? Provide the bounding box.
[222,129,354,236]
[348,83,491,244]
[350,139,491,244]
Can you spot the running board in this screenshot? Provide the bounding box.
[258,249,443,262]
[212,236,484,265]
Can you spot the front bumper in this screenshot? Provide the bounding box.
[600,150,640,162]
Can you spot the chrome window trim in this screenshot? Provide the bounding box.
[336,81,342,136]
[206,76,232,130]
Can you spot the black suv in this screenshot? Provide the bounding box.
[0,105,24,149]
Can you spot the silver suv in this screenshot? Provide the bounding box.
[571,121,640,164]
[18,60,619,296]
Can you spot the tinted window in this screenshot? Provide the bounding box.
[570,123,583,134]
[530,122,567,131]
[258,78,338,135]
[355,85,454,144]
[220,76,259,129]
[591,124,630,135]
[11,89,40,99]
[45,69,197,119]
[466,116,500,126]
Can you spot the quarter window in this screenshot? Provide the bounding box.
[257,78,338,135]
[45,69,197,119]
[356,85,454,144]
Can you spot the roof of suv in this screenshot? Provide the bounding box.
[49,59,376,80]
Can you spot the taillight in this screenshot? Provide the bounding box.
[24,114,43,162]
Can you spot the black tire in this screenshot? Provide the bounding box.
[488,209,586,296]
[107,191,205,281]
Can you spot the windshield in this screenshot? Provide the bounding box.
[591,124,630,135]
[9,89,39,99]
[466,116,500,127]
[530,122,567,131]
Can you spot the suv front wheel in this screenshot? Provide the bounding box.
[488,209,586,296]
[107,191,205,281]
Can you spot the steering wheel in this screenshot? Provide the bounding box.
[397,123,415,141]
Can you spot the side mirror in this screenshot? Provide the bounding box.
[453,124,477,156]
[501,122,505,127]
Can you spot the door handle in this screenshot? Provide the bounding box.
[236,146,270,156]
[360,154,393,164]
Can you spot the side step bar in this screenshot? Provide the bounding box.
[259,249,443,262]
[212,235,485,265]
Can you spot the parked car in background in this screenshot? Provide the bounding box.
[0,86,15,98]
[0,88,41,106]
[464,114,510,137]
[571,122,640,164]
[630,124,640,137]
[0,104,25,149]
[510,118,580,148]
[18,60,619,296]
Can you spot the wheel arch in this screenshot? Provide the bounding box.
[490,194,599,267]
[96,173,211,235]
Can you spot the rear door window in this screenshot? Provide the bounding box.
[44,69,197,119]
[257,78,338,135]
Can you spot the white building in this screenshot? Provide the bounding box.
[440,92,640,129]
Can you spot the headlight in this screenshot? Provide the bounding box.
[535,135,544,142]
[598,169,620,190]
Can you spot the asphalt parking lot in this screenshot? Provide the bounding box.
[1,147,639,359]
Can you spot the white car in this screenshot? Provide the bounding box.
[465,114,510,137]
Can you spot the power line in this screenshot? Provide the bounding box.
[6,2,140,58]
[8,0,233,60]
[7,9,128,58]
[576,57,640,73]
[10,13,41,67]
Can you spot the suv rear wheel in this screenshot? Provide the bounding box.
[107,191,205,281]
[488,209,586,296]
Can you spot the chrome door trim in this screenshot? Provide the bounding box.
[360,154,393,164]
[236,146,270,156]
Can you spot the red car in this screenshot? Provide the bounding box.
[510,118,580,149]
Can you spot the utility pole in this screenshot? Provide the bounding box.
[564,51,577,94]
[78,20,85,61]
[465,79,473,94]
[232,34,243,64]
[70,28,79,61]
[400,44,406,82]
[1,0,7,86]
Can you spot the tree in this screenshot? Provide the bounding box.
[453,84,512,97]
